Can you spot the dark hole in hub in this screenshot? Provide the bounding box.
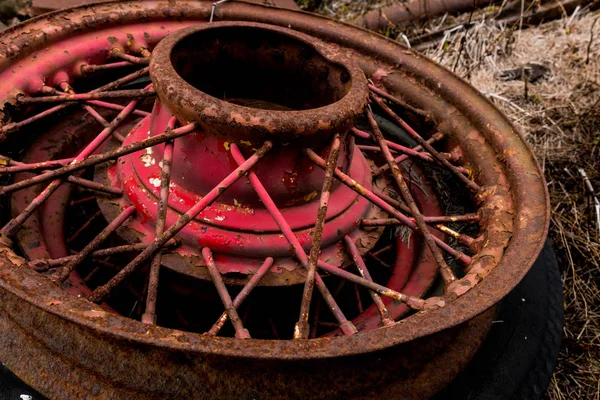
[170,26,352,111]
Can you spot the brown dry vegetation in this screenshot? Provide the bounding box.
[306,1,600,398]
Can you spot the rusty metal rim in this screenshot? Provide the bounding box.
[0,0,549,360]
[150,21,369,140]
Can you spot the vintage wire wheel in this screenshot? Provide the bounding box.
[0,2,549,399]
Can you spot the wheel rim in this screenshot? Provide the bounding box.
[0,1,549,398]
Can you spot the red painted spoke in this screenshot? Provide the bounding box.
[305,148,472,266]
[1,93,142,236]
[356,144,399,154]
[0,122,197,195]
[362,214,480,225]
[17,87,155,104]
[230,143,358,337]
[344,236,394,326]
[142,119,176,325]
[58,82,110,128]
[229,150,356,334]
[372,192,477,247]
[81,61,136,74]
[87,141,273,304]
[66,175,124,196]
[0,66,150,137]
[295,134,342,339]
[201,248,251,339]
[87,100,150,118]
[369,110,456,284]
[351,128,433,163]
[29,240,179,272]
[0,157,75,174]
[111,49,151,65]
[368,84,432,120]
[53,205,136,283]
[206,257,274,336]
[370,91,482,193]
[373,132,445,176]
[232,143,425,329]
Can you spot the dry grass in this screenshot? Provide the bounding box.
[424,12,600,399]
[317,2,600,398]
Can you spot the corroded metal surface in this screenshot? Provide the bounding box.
[0,1,549,399]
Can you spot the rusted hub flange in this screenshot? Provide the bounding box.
[0,1,549,399]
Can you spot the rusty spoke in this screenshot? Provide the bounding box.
[305,148,471,265]
[142,120,176,325]
[231,143,427,329]
[367,110,457,285]
[373,132,445,176]
[0,122,197,195]
[87,141,273,304]
[370,91,482,193]
[29,239,179,272]
[1,66,150,137]
[344,236,394,326]
[351,128,434,163]
[202,248,251,339]
[206,257,274,336]
[17,87,156,105]
[0,93,142,236]
[295,134,342,339]
[230,143,358,336]
[111,48,151,65]
[53,205,136,283]
[81,61,137,75]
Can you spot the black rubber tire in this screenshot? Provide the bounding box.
[433,240,564,400]
[0,241,563,400]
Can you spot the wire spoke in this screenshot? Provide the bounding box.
[343,236,394,326]
[370,91,481,193]
[1,90,145,236]
[87,141,273,304]
[295,134,342,339]
[53,206,136,282]
[142,118,176,325]
[306,148,472,265]
[202,248,251,339]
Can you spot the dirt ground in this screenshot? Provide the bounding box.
[1,0,599,398]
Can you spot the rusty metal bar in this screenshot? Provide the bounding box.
[373,132,445,176]
[0,157,75,174]
[111,49,150,65]
[86,100,150,117]
[369,110,457,284]
[229,143,358,336]
[370,92,481,193]
[202,247,250,339]
[0,122,197,195]
[0,66,150,136]
[362,213,479,225]
[87,141,273,304]
[351,128,433,163]
[53,206,136,282]
[344,236,394,326]
[142,122,175,325]
[17,87,155,104]
[29,240,179,272]
[81,61,135,74]
[367,84,431,120]
[295,134,342,339]
[305,148,472,265]
[58,82,110,128]
[206,257,274,336]
[1,96,141,237]
[66,175,123,195]
[232,143,423,317]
